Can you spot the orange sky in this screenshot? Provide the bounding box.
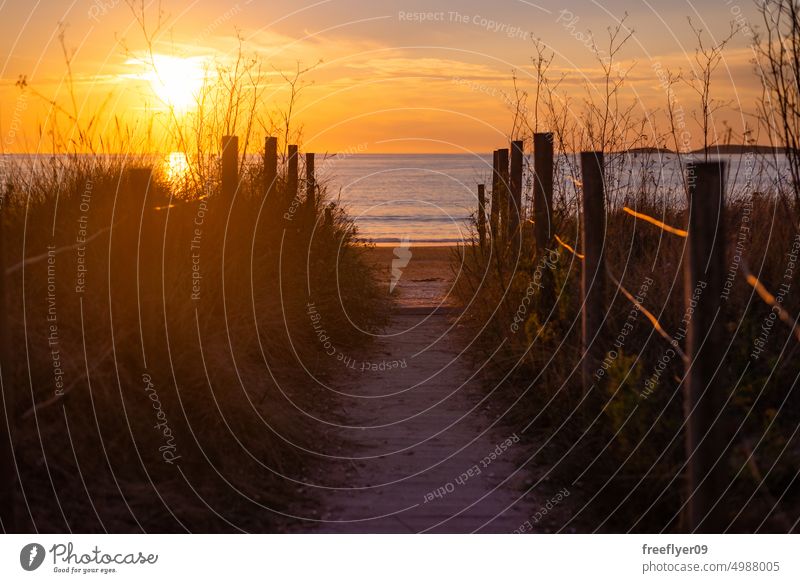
[0,0,768,154]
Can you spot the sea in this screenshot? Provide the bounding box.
[2,152,790,246]
[321,154,492,246]
[323,152,789,246]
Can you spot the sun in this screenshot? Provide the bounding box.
[164,151,190,184]
[133,54,207,112]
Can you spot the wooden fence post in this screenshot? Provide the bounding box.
[221,135,238,201]
[287,145,298,206]
[534,132,555,312]
[497,148,510,245]
[490,151,500,241]
[509,140,524,249]
[580,152,606,393]
[684,161,727,533]
[264,136,278,198]
[119,167,156,360]
[0,185,15,532]
[305,153,316,229]
[477,184,486,248]
[306,153,316,209]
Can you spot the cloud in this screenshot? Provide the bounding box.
[344,56,505,80]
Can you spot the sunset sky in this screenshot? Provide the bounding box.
[0,0,766,153]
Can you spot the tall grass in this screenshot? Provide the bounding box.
[454,18,800,532]
[2,20,387,532]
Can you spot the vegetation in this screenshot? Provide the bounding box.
[1,16,386,532]
[455,14,800,532]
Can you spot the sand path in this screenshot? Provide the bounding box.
[308,247,561,533]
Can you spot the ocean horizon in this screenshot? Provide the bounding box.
[2,151,788,246]
[326,151,787,245]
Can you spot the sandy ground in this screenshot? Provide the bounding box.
[361,245,462,309]
[299,246,572,533]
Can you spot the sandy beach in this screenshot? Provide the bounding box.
[360,245,464,309]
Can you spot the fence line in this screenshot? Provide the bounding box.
[475,138,793,533]
[554,234,583,259]
[580,151,607,392]
[477,184,486,248]
[509,140,524,246]
[533,133,555,311]
[554,232,686,361]
[683,160,727,533]
[622,206,688,237]
[5,137,317,274]
[265,136,278,198]
[606,269,687,362]
[742,261,800,343]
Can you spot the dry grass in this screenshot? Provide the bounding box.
[454,178,800,532]
[3,147,387,533]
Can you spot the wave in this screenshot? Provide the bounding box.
[357,237,465,244]
[356,215,471,223]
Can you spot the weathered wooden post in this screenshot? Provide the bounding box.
[580,152,606,393]
[534,132,555,312]
[305,153,316,210]
[509,140,524,248]
[490,151,500,241]
[221,135,238,201]
[497,148,510,245]
[477,184,486,248]
[120,167,157,356]
[304,152,316,229]
[287,145,298,205]
[264,136,278,198]
[684,161,727,533]
[0,184,15,532]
